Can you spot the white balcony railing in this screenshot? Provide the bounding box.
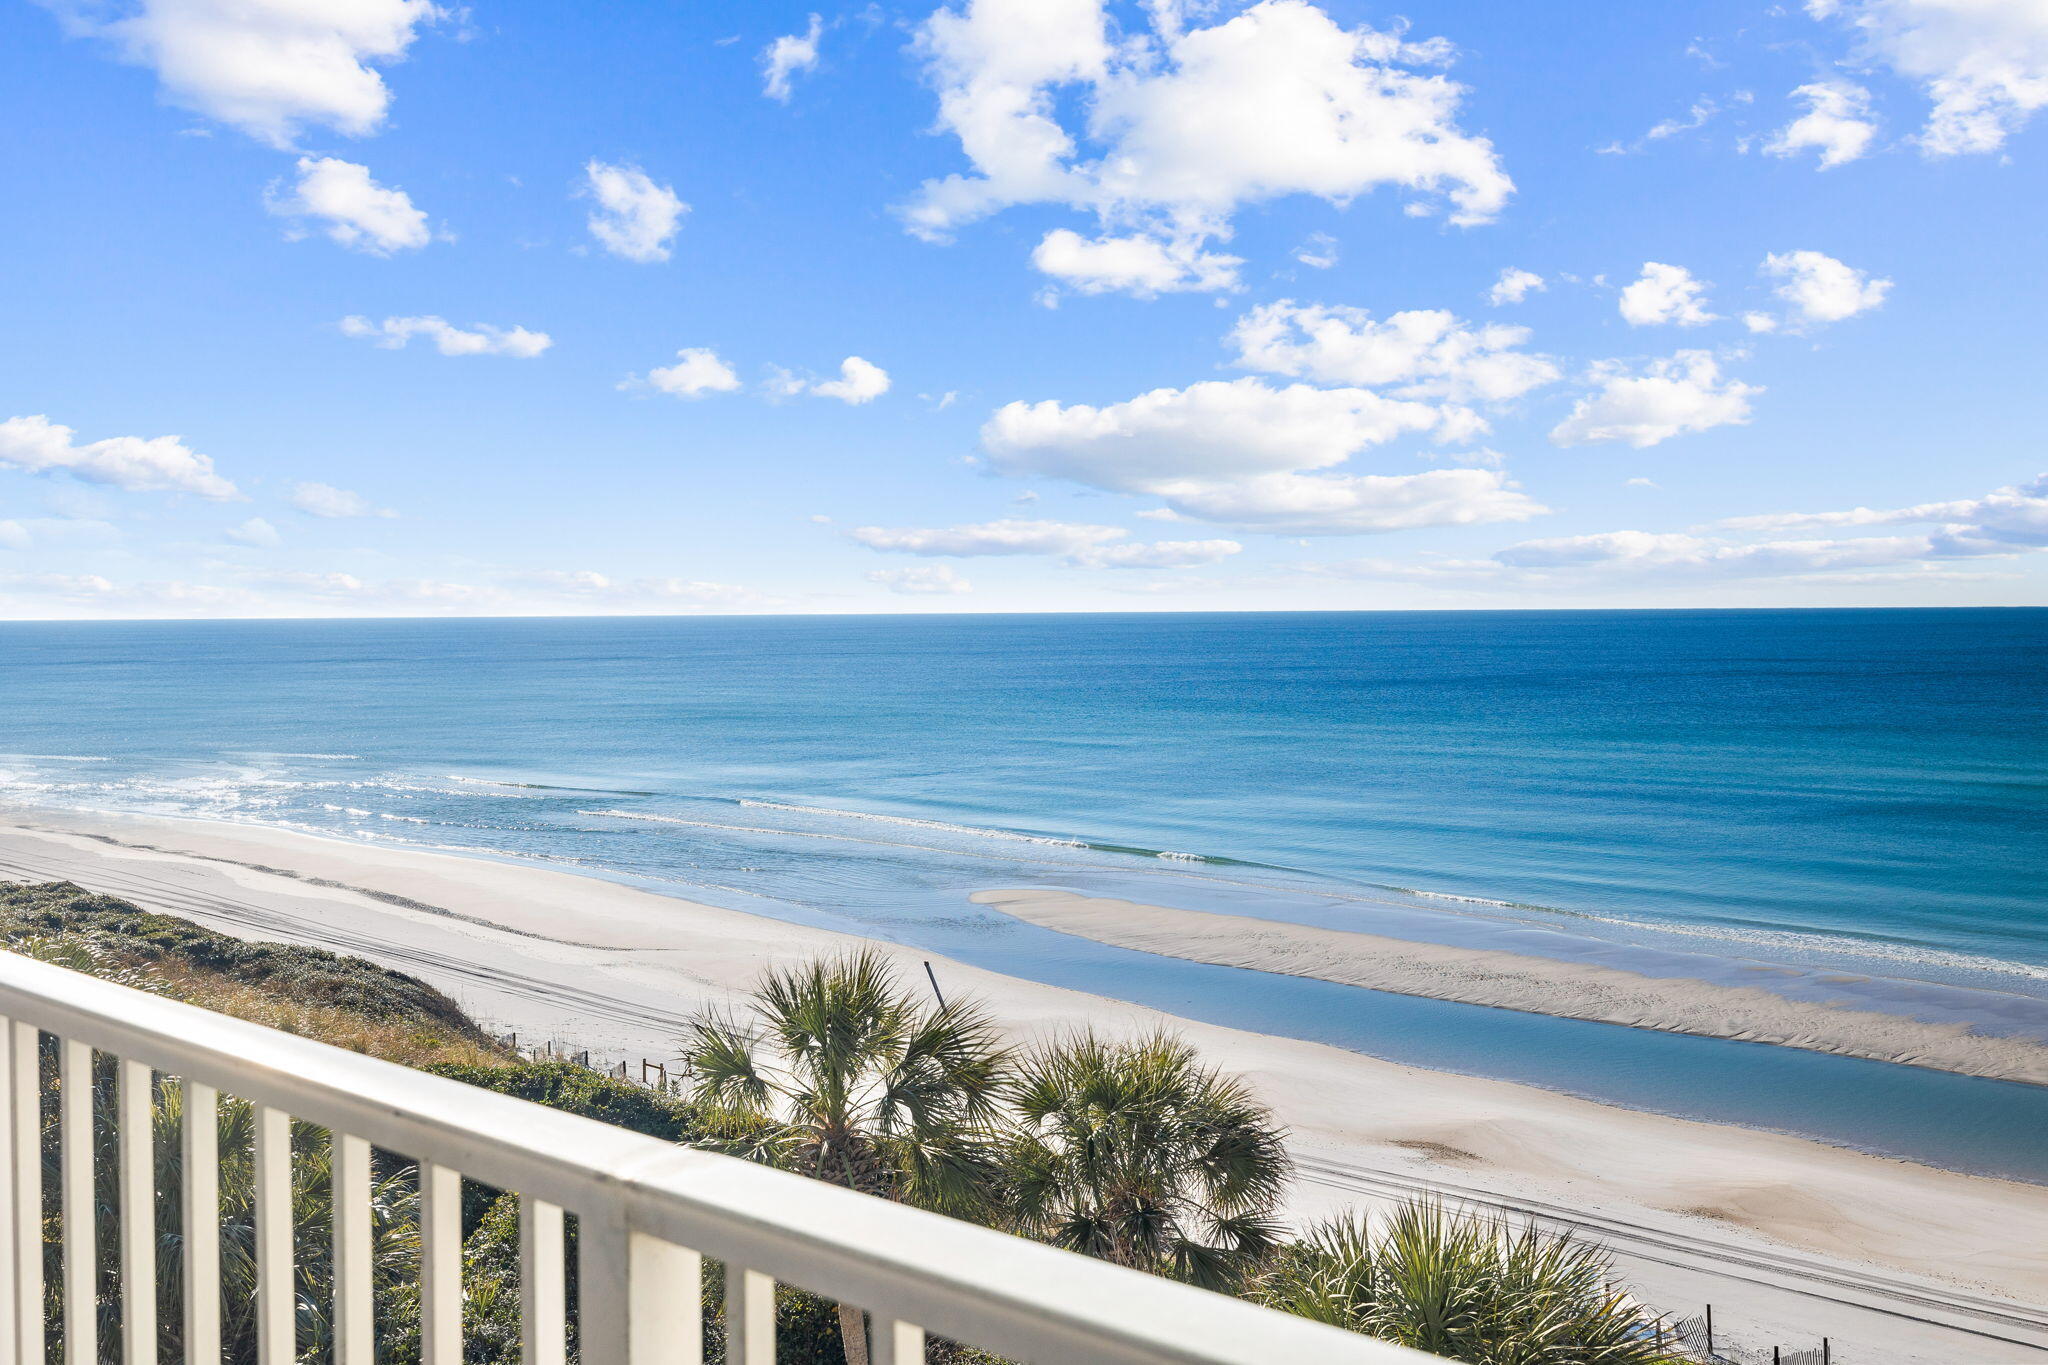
[0,951,1439,1365]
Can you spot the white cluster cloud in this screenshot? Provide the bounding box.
[1644,104,1710,145]
[1293,232,1338,270]
[1488,267,1544,306]
[224,516,281,547]
[1645,95,1737,143]
[810,356,893,405]
[1069,538,1241,568]
[1551,351,1759,448]
[1147,467,1541,535]
[43,0,443,147]
[1716,474,2048,551]
[763,13,824,102]
[1229,300,1559,412]
[0,516,120,552]
[852,518,1125,556]
[1618,262,1717,327]
[583,161,687,264]
[1809,0,2048,156]
[0,414,240,499]
[1597,92,1755,156]
[982,377,1544,534]
[642,348,743,399]
[1766,81,1879,168]
[986,379,1437,486]
[267,156,429,254]
[869,564,973,595]
[1320,474,2048,590]
[1490,528,1947,578]
[909,0,1511,295]
[629,351,890,404]
[290,481,393,518]
[507,571,774,608]
[773,357,892,404]
[1031,229,1242,296]
[0,573,245,616]
[1747,250,1893,332]
[0,568,777,618]
[978,281,1575,537]
[340,315,552,358]
[849,517,1241,568]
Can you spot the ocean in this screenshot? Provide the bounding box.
[2,609,2045,1177]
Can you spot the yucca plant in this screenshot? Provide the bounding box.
[202,1095,424,1365]
[681,952,1010,1365]
[1254,1200,1682,1365]
[38,1051,423,1365]
[1001,1031,1290,1292]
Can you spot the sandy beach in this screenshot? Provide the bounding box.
[2,805,2045,1364]
[972,889,2048,1086]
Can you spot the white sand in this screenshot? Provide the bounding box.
[970,889,2048,1086]
[2,806,2044,1364]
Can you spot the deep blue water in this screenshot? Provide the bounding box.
[1,609,2045,1178]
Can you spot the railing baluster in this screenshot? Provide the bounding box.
[333,1133,373,1365]
[253,1105,293,1365]
[0,1016,16,1365]
[578,1218,703,1365]
[11,1023,39,1365]
[181,1081,220,1365]
[631,1233,702,1365]
[725,1267,773,1365]
[874,1319,924,1365]
[420,1160,462,1365]
[0,950,1420,1365]
[118,1059,157,1365]
[578,1211,621,1365]
[518,1195,566,1365]
[59,1039,95,1365]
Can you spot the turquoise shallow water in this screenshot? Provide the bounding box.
[1,609,2044,1177]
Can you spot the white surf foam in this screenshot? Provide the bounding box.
[737,798,1088,849]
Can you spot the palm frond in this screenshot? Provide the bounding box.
[999,1029,1290,1290]
[1254,1201,1682,1365]
[680,952,1008,1224]
[681,1011,780,1116]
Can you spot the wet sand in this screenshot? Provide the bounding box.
[973,889,2048,1086]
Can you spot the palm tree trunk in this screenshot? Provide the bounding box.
[837,1301,872,1365]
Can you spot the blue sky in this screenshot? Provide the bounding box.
[2,0,2044,617]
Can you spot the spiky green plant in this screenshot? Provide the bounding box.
[681,952,1010,1365]
[36,1053,421,1365]
[1254,1200,1683,1365]
[1001,1031,1290,1292]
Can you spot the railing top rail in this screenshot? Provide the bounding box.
[0,950,1439,1365]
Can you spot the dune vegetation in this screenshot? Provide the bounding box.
[3,882,1679,1364]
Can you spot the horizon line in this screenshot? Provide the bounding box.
[3,603,2045,626]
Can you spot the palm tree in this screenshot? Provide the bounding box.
[681,952,1009,1365]
[1254,1200,1682,1364]
[1001,1031,1290,1292]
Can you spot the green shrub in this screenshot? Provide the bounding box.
[0,881,483,1038]
[423,1061,703,1142]
[1253,1201,1683,1365]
